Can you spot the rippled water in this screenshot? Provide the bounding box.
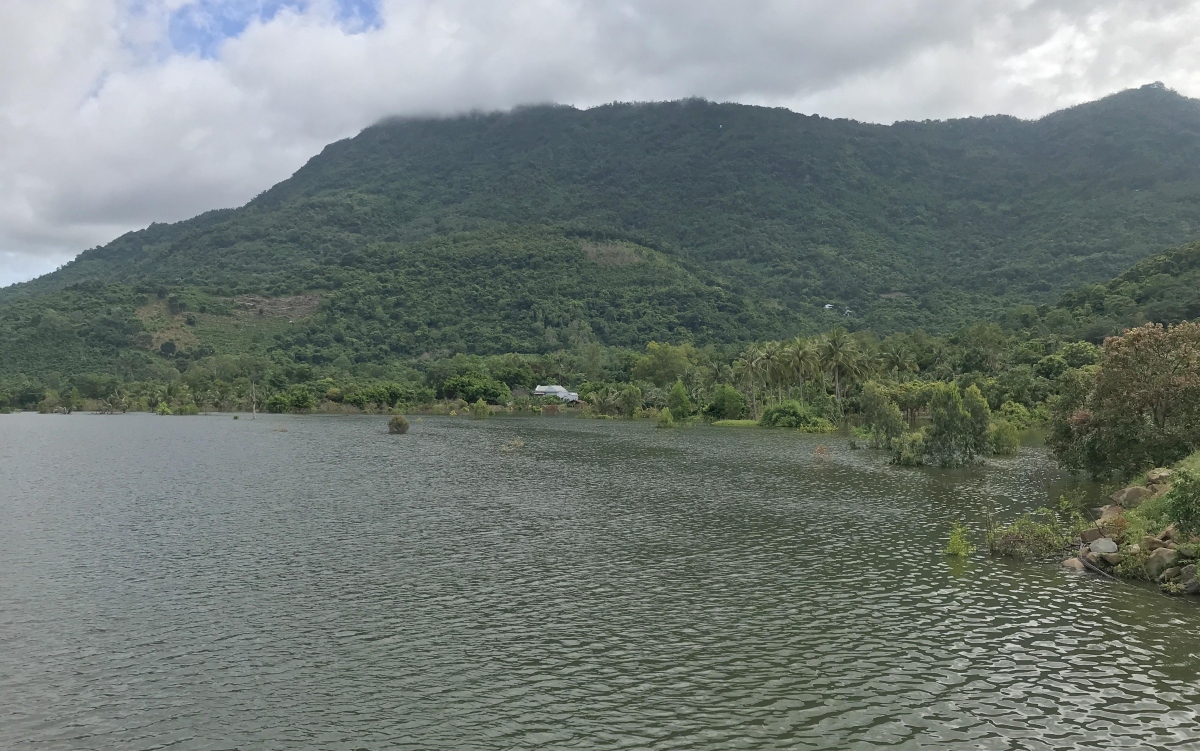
[2,412,1200,749]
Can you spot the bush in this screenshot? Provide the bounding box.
[667,379,693,419]
[859,382,906,448]
[656,407,675,428]
[944,522,975,556]
[156,402,173,415]
[989,420,1021,455]
[388,414,410,434]
[441,373,511,405]
[987,509,1072,560]
[891,431,925,466]
[470,398,491,419]
[760,400,836,432]
[177,403,200,416]
[704,384,745,420]
[998,401,1032,429]
[1166,469,1200,535]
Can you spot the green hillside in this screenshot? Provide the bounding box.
[6,82,1200,378]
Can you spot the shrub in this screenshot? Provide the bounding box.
[704,384,745,420]
[156,402,173,416]
[1166,469,1200,535]
[891,431,925,466]
[944,522,975,556]
[989,420,1021,455]
[859,382,906,449]
[667,379,693,419]
[987,509,1072,560]
[470,398,491,419]
[441,373,511,405]
[760,400,835,432]
[656,407,675,428]
[177,403,200,416]
[998,401,1032,429]
[388,414,410,434]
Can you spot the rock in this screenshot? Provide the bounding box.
[1147,467,1174,484]
[1160,566,1183,582]
[1090,537,1119,554]
[1160,525,1179,542]
[1101,552,1124,566]
[1146,547,1181,579]
[1185,578,1200,595]
[1142,535,1166,552]
[1181,564,1197,582]
[1126,544,1141,556]
[1084,551,1101,566]
[1150,483,1172,497]
[1099,505,1123,520]
[1177,544,1198,559]
[1063,557,1086,572]
[1080,528,1105,544]
[1110,486,1154,507]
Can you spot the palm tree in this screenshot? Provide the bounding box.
[784,335,820,404]
[734,343,766,420]
[819,327,865,411]
[761,340,786,404]
[878,340,917,380]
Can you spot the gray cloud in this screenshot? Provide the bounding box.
[4,0,1200,286]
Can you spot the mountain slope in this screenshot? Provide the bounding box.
[6,83,1200,373]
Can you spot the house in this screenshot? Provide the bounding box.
[823,303,834,310]
[533,385,579,402]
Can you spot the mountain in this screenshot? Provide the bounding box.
[5,82,1200,377]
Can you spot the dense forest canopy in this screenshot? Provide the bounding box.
[6,83,1200,380]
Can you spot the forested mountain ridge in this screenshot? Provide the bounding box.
[6,82,1200,376]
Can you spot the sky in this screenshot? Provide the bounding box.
[5,0,1200,287]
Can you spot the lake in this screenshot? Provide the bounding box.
[2,412,1199,749]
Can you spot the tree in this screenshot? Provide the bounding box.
[667,379,693,419]
[877,339,917,380]
[734,343,766,420]
[859,381,906,449]
[1048,322,1200,475]
[632,342,694,387]
[704,384,745,420]
[617,385,643,416]
[819,328,864,412]
[925,383,990,467]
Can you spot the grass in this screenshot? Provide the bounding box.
[1176,450,1200,474]
[711,419,759,428]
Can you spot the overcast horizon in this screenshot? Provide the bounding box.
[6,0,1200,287]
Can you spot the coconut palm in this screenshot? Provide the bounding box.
[734,343,767,420]
[760,340,787,404]
[878,340,917,380]
[819,327,866,411]
[784,336,820,404]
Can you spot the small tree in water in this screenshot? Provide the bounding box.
[388,414,410,434]
[944,522,975,556]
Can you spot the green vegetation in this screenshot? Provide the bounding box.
[987,508,1077,560]
[944,522,976,557]
[388,414,410,434]
[1166,470,1200,536]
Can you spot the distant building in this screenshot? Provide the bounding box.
[534,385,579,402]
[823,303,834,310]
[844,308,853,316]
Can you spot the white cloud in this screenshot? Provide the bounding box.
[5,0,1200,286]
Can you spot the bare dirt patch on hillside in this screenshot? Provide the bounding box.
[235,293,322,320]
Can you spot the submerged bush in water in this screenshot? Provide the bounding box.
[987,509,1072,560]
[891,431,926,466]
[989,420,1021,455]
[388,414,410,434]
[944,522,975,556]
[760,400,835,433]
[656,407,675,428]
[470,398,491,419]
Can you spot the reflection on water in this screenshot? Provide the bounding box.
[1,412,1198,749]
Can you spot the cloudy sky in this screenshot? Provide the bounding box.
[3,0,1200,286]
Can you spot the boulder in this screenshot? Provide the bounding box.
[1099,505,1123,520]
[1110,486,1154,507]
[1147,467,1174,484]
[1185,578,1200,595]
[1063,557,1086,572]
[1177,544,1198,559]
[1090,537,1119,554]
[1101,552,1124,566]
[1160,566,1183,582]
[1150,483,1172,497]
[1080,528,1105,544]
[1146,547,1181,580]
[1084,551,1101,566]
[1142,535,1166,552]
[1181,564,1197,582]
[1126,544,1141,556]
[1160,524,1179,542]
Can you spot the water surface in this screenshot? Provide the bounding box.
[1,413,1198,749]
